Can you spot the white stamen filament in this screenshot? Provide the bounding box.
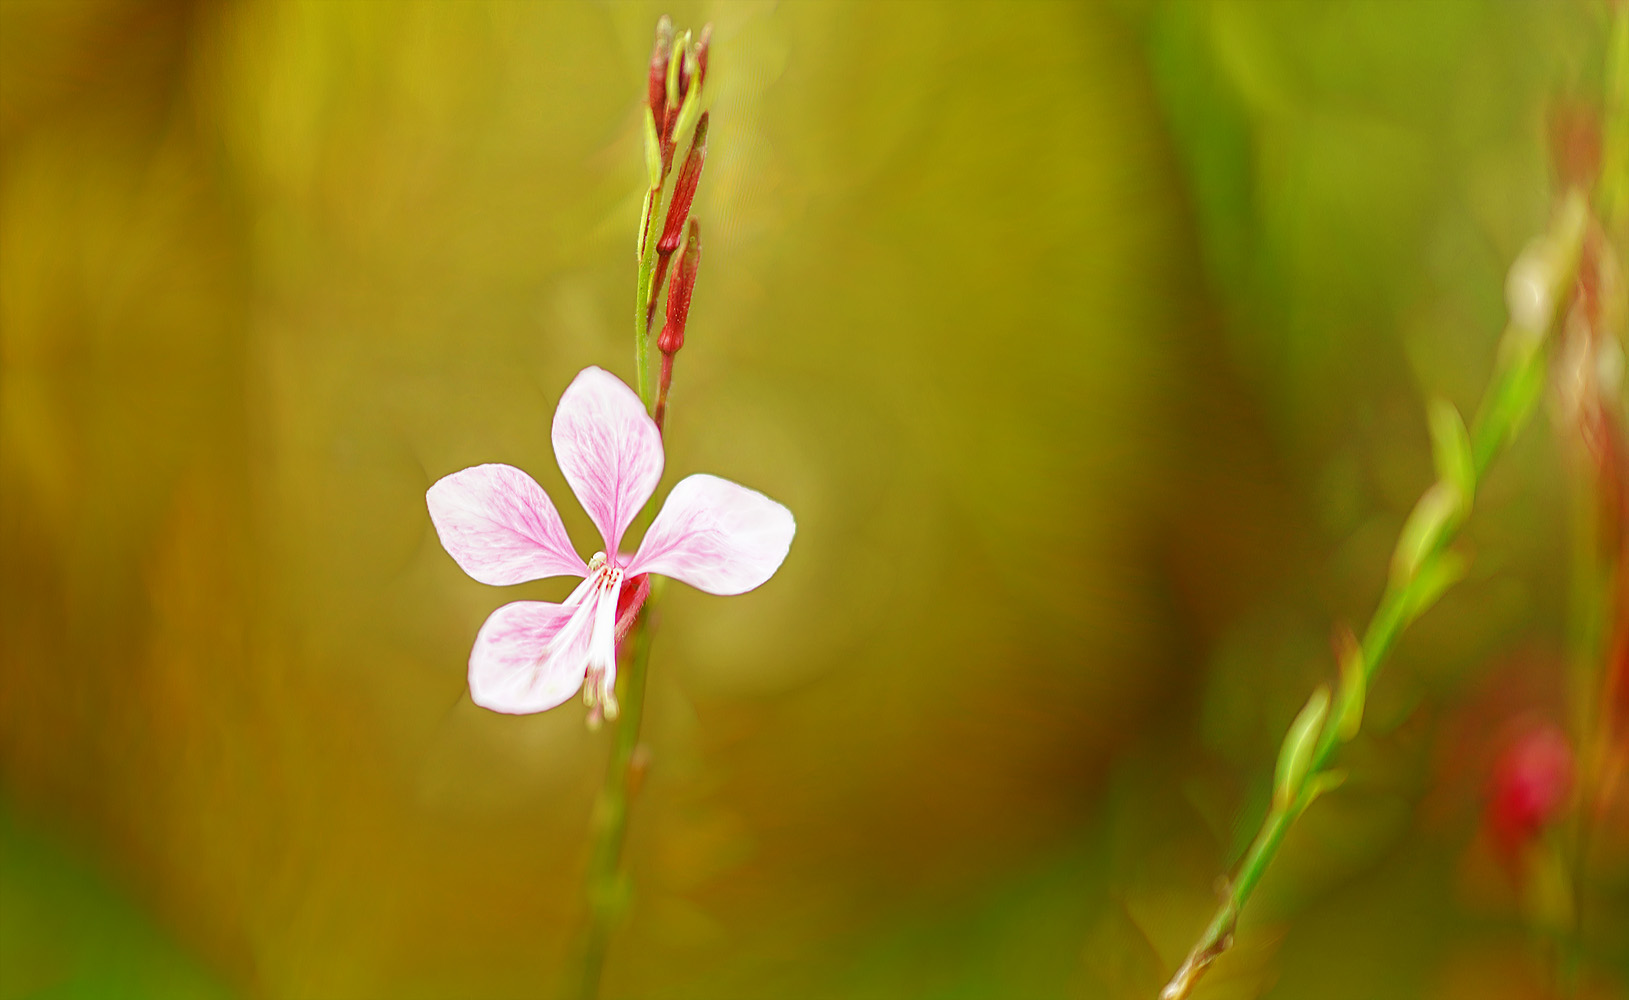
[532,554,625,727]
[586,561,624,719]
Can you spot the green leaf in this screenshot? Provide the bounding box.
[1274,685,1330,813]
[1427,398,1474,508]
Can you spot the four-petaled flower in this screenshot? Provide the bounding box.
[427,367,795,717]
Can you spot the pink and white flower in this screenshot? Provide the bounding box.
[427,366,795,717]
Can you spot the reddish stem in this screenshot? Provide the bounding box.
[653,353,675,433]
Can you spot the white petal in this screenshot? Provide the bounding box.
[468,581,596,714]
[628,474,795,595]
[427,464,588,585]
[551,367,664,555]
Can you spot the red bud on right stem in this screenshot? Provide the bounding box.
[659,114,708,256]
[659,219,701,356]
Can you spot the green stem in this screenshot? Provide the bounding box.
[579,115,677,997]
[634,189,658,407]
[635,180,671,408]
[1558,456,1602,997]
[1558,13,1629,988]
[1159,191,1590,1000]
[577,594,659,1000]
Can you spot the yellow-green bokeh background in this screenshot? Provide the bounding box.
[2,2,1624,997]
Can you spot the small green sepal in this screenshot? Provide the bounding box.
[665,30,687,109]
[636,187,653,259]
[671,76,703,155]
[643,108,663,189]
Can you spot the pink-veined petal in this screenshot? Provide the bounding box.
[427,464,588,585]
[468,596,596,714]
[552,367,663,554]
[628,474,795,595]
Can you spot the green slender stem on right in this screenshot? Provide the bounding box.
[1160,190,1590,1000]
[1558,431,1607,997]
[1557,17,1629,988]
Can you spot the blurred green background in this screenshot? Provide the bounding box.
[1,1,1624,997]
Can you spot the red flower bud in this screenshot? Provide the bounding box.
[658,219,701,356]
[695,24,712,93]
[648,17,674,145]
[676,25,711,105]
[659,113,708,256]
[614,573,651,648]
[1486,723,1573,856]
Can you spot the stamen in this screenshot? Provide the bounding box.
[582,562,624,725]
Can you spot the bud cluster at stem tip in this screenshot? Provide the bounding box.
[645,17,711,188]
[641,15,711,429]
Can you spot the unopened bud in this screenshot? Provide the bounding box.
[648,17,673,138]
[658,219,701,355]
[659,113,708,255]
[695,24,712,92]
